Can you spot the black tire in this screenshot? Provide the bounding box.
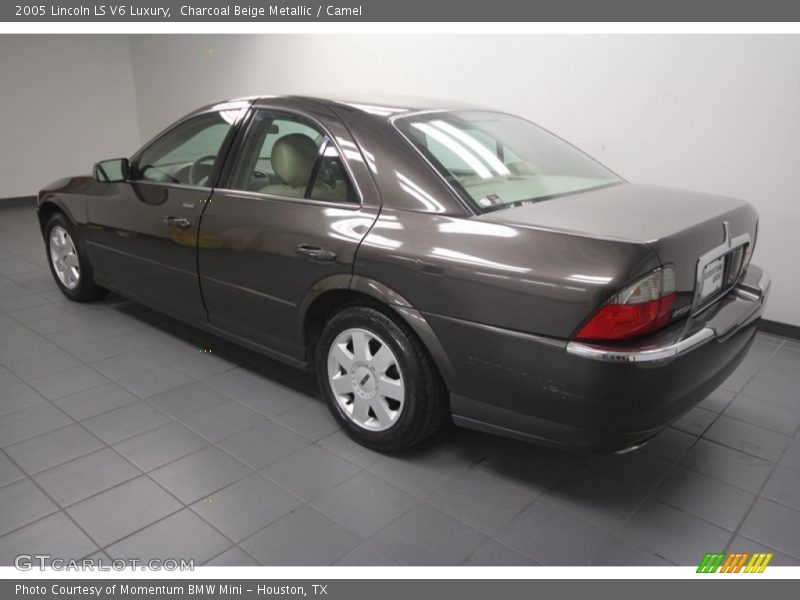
[315,304,449,453]
[44,212,108,302]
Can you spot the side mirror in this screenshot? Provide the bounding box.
[94,158,129,183]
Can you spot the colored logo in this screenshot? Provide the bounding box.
[697,552,773,573]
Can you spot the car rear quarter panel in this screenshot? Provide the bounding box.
[354,207,661,340]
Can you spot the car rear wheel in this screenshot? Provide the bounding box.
[316,305,448,452]
[45,212,107,302]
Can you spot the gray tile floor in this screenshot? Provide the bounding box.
[1,205,799,566]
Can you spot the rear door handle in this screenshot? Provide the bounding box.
[296,244,336,261]
[163,216,192,229]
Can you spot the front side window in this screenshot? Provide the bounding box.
[395,111,622,212]
[133,112,235,187]
[229,110,357,203]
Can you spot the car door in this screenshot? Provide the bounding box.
[197,99,381,364]
[86,103,248,321]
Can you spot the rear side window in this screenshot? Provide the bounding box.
[228,110,358,204]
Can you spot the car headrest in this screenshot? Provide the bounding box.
[271,134,318,187]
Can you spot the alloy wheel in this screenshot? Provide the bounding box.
[327,327,405,431]
[49,225,80,290]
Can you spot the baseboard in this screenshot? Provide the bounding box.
[758,319,800,341]
[0,195,35,207]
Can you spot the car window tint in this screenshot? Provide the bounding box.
[259,119,322,163]
[230,112,321,197]
[423,132,472,173]
[133,112,234,187]
[398,111,621,212]
[229,110,356,203]
[421,128,522,174]
[309,143,358,203]
[468,129,522,164]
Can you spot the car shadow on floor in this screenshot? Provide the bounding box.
[106,292,319,397]
[86,292,797,566]
[104,289,582,466]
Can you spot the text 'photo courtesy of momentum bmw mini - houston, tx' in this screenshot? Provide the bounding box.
[38,94,769,454]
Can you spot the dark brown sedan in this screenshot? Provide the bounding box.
[37,95,770,452]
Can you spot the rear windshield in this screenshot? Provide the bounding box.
[395,111,622,212]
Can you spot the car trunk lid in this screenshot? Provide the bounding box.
[476,183,759,322]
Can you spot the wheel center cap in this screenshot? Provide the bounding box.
[352,363,377,398]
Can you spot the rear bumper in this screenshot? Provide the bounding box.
[429,264,770,451]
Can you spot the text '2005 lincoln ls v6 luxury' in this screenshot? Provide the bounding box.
[37,95,770,452]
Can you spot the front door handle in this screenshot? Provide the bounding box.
[163,216,192,229]
[296,244,336,261]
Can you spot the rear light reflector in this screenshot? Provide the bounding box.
[575,267,676,342]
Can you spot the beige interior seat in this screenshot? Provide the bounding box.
[258,133,318,197]
[312,178,348,202]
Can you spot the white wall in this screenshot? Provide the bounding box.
[5,35,798,326]
[0,35,140,198]
[128,35,800,327]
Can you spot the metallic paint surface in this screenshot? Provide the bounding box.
[35,95,769,450]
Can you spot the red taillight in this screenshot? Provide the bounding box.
[575,268,676,342]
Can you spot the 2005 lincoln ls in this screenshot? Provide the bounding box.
[37,95,770,452]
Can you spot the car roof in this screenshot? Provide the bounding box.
[297,94,487,118]
[194,94,489,123]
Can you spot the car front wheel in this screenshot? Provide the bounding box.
[45,212,107,302]
[316,305,448,452]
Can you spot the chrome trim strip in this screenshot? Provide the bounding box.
[735,288,761,303]
[128,180,212,194]
[737,269,772,300]
[566,328,716,363]
[211,187,362,211]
